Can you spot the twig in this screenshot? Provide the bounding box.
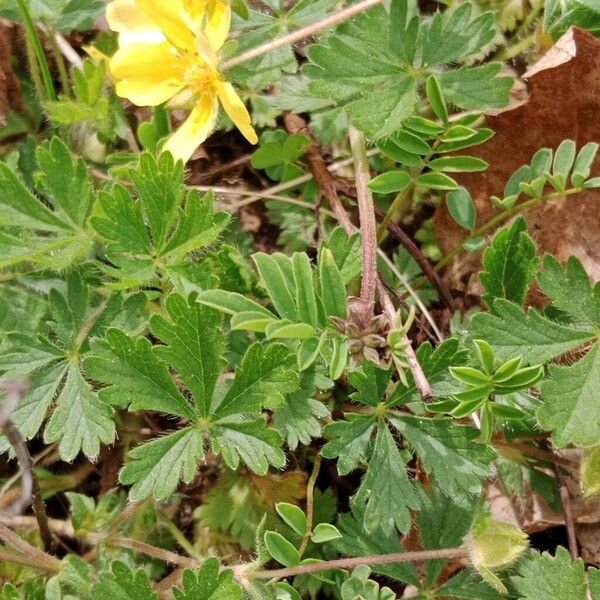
[298,455,321,557]
[553,461,579,560]
[0,523,60,572]
[249,547,465,580]
[374,209,455,311]
[349,125,378,318]
[0,380,53,552]
[107,536,200,569]
[0,547,59,573]
[222,0,384,70]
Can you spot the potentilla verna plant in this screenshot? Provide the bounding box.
[0,0,599,598]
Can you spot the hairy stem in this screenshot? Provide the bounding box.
[222,0,384,70]
[298,455,322,557]
[16,0,56,101]
[349,125,378,317]
[435,187,583,271]
[47,27,71,97]
[0,547,59,573]
[250,547,466,580]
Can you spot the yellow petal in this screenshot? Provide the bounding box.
[106,0,164,45]
[215,80,258,144]
[135,0,196,51]
[204,1,231,50]
[163,94,219,162]
[110,42,186,105]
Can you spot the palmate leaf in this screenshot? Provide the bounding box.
[85,294,296,499]
[0,274,129,461]
[304,1,511,139]
[0,137,94,270]
[390,416,495,498]
[538,345,600,447]
[91,153,229,289]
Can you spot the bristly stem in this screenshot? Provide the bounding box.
[349,125,378,318]
[298,454,322,557]
[16,0,56,102]
[249,547,466,580]
[222,0,384,70]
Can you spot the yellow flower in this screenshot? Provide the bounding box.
[107,0,258,162]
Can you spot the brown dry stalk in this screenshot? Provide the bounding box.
[0,380,53,551]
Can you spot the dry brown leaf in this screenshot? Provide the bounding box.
[434,27,600,297]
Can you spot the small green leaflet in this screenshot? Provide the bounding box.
[511,548,588,600]
[304,1,511,139]
[471,299,595,364]
[84,294,297,500]
[538,345,600,448]
[0,137,93,270]
[92,561,158,600]
[172,559,242,599]
[480,218,538,308]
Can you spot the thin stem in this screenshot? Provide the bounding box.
[250,547,465,580]
[552,461,579,560]
[435,188,582,271]
[107,536,200,569]
[377,184,413,243]
[349,125,378,317]
[16,0,56,101]
[0,523,60,572]
[47,27,71,97]
[24,34,45,104]
[222,0,384,70]
[0,548,59,574]
[298,455,322,557]
[0,381,53,552]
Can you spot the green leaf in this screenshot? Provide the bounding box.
[426,74,448,123]
[471,299,595,364]
[571,141,599,187]
[254,252,298,321]
[390,416,495,498]
[538,345,600,447]
[322,414,376,475]
[319,247,347,319]
[264,531,300,567]
[44,364,115,462]
[368,170,411,194]
[84,330,195,419]
[511,547,587,600]
[214,342,298,417]
[349,363,392,407]
[446,186,476,230]
[274,387,329,450]
[276,502,308,536]
[92,561,157,600]
[210,418,285,474]
[311,523,342,543]
[119,427,205,501]
[304,3,510,140]
[292,252,319,326]
[428,156,488,172]
[150,295,224,417]
[552,139,577,180]
[172,559,242,600]
[358,424,419,534]
[480,217,538,307]
[416,172,458,190]
[197,289,275,318]
[36,137,92,228]
[537,255,600,328]
[435,570,506,600]
[335,503,420,586]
